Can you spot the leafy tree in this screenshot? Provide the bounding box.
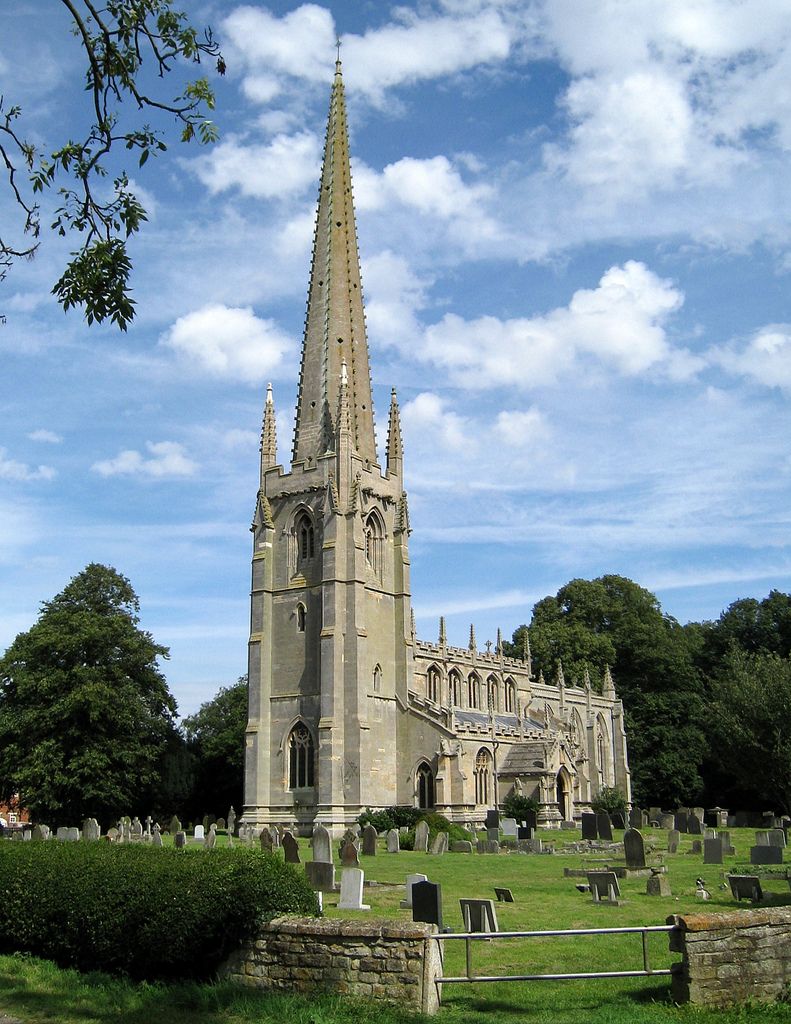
[0,563,176,826]
[1,0,224,329]
[590,786,627,815]
[501,792,538,820]
[182,676,247,819]
[696,590,791,675]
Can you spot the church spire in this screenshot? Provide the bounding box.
[260,383,277,474]
[386,388,404,477]
[291,59,377,466]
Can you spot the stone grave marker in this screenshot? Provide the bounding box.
[340,838,360,867]
[144,815,153,836]
[501,818,518,837]
[338,868,370,911]
[596,812,613,841]
[675,810,689,834]
[386,828,400,853]
[130,817,143,842]
[586,870,621,904]
[174,830,186,849]
[282,830,300,863]
[56,826,69,841]
[106,826,119,842]
[494,887,514,902]
[646,871,671,896]
[450,840,473,853]
[667,829,680,854]
[629,807,643,828]
[611,811,626,830]
[430,832,448,856]
[31,824,45,841]
[688,816,702,836]
[728,874,763,902]
[400,873,428,909]
[227,807,236,835]
[305,860,336,892]
[476,840,500,854]
[194,824,205,841]
[204,824,217,849]
[704,828,716,840]
[485,809,500,830]
[269,826,281,848]
[152,823,163,848]
[581,813,598,840]
[660,813,675,830]
[561,820,576,829]
[168,815,181,835]
[82,818,100,842]
[770,828,787,848]
[703,837,723,864]
[412,880,443,930]
[361,823,377,856]
[312,824,332,863]
[260,828,273,852]
[691,840,702,855]
[460,898,499,932]
[648,806,661,823]
[624,828,646,869]
[517,825,534,841]
[414,820,430,853]
[750,844,782,865]
[486,827,500,843]
[720,830,735,855]
[215,817,226,830]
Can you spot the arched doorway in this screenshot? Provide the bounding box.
[556,768,571,821]
[416,762,435,809]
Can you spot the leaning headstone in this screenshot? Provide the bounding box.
[400,873,428,909]
[646,872,671,896]
[587,871,621,904]
[460,898,499,932]
[449,840,473,854]
[282,830,300,864]
[581,813,598,840]
[174,830,186,849]
[386,828,400,853]
[414,820,430,853]
[623,828,646,869]
[412,879,443,930]
[430,832,448,856]
[688,815,702,836]
[259,828,273,851]
[494,887,514,902]
[361,823,378,856]
[728,874,763,902]
[152,823,163,848]
[338,868,370,911]
[667,829,680,854]
[596,812,613,841]
[704,837,723,864]
[312,824,332,863]
[194,824,205,841]
[750,844,783,865]
[769,828,787,848]
[675,810,689,834]
[305,860,336,892]
[340,838,360,867]
[268,826,281,848]
[204,824,217,849]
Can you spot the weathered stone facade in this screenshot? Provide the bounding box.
[221,917,441,1015]
[669,908,791,1006]
[242,62,630,835]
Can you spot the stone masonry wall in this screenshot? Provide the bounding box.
[668,907,791,1006]
[220,917,442,1015]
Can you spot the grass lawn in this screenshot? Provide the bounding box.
[3,825,791,1023]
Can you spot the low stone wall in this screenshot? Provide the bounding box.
[668,907,791,1006]
[221,916,441,1015]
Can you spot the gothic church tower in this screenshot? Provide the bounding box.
[243,60,413,833]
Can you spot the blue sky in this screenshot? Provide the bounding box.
[3,0,791,715]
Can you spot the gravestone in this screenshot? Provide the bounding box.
[56,826,70,842]
[629,808,643,828]
[460,898,499,932]
[82,818,100,842]
[485,809,500,830]
[67,827,80,841]
[412,879,443,930]
[623,828,646,869]
[430,832,448,856]
[144,815,153,836]
[204,824,217,849]
[194,824,205,841]
[312,824,332,863]
[386,828,400,853]
[174,830,186,849]
[338,868,370,911]
[581,813,598,840]
[227,807,236,835]
[703,837,724,864]
[688,816,702,836]
[611,811,626,830]
[641,811,650,828]
[648,806,662,823]
[750,844,783,865]
[414,820,430,853]
[660,813,675,830]
[476,840,500,854]
[720,830,735,855]
[305,861,336,892]
[130,817,143,842]
[586,871,621,904]
[517,826,534,841]
[400,873,428,909]
[728,874,763,902]
[106,826,119,842]
[675,810,689,834]
[486,827,500,843]
[282,830,300,863]
[449,840,473,853]
[691,840,702,855]
[31,824,45,841]
[524,810,538,832]
[259,828,273,852]
[494,887,514,902]
[361,823,377,856]
[769,828,787,848]
[667,829,680,854]
[704,828,716,840]
[168,815,181,835]
[501,818,518,837]
[596,812,613,841]
[269,826,281,848]
[561,820,576,829]
[152,823,163,848]
[646,872,671,896]
[341,838,360,867]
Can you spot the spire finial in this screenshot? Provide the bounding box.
[386,387,404,477]
[336,36,342,66]
[439,616,447,646]
[469,623,477,653]
[260,382,278,472]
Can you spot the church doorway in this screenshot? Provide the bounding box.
[416,762,435,809]
[556,768,571,821]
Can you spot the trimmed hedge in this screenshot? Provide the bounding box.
[0,842,318,980]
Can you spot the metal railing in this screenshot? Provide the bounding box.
[434,924,676,984]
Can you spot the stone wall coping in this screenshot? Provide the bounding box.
[668,907,791,932]
[263,915,438,940]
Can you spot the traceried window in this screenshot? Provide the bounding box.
[292,510,315,574]
[487,675,500,713]
[296,603,306,632]
[468,672,480,709]
[474,747,492,805]
[449,670,462,707]
[364,511,385,578]
[427,666,441,703]
[504,677,516,713]
[288,723,315,789]
[416,762,434,809]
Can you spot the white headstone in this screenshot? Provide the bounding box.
[338,868,370,911]
[400,873,428,909]
[501,818,518,837]
[194,824,205,840]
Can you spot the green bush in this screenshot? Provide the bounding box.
[501,793,539,821]
[0,842,318,981]
[591,786,628,815]
[357,808,394,833]
[415,812,473,844]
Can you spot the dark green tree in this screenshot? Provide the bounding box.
[697,590,791,674]
[182,676,247,820]
[0,563,176,825]
[1,0,224,328]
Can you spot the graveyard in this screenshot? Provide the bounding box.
[4,814,791,1023]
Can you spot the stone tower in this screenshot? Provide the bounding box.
[243,60,414,833]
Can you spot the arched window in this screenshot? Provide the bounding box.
[449,670,462,707]
[296,603,306,632]
[468,672,480,709]
[364,511,385,578]
[474,748,492,805]
[487,675,500,713]
[288,723,315,789]
[293,510,315,573]
[504,677,516,713]
[416,762,434,809]
[427,666,441,703]
[373,664,382,693]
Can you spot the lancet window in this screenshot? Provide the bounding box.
[296,603,306,632]
[449,670,462,707]
[474,748,492,805]
[288,723,315,789]
[467,672,480,709]
[416,762,434,809]
[427,666,441,704]
[291,510,316,575]
[487,675,500,713]
[373,664,382,693]
[504,677,516,713]
[364,511,385,578]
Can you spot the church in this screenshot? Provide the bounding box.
[242,61,630,835]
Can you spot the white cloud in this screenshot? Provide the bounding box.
[222,4,337,87]
[0,449,55,481]
[401,392,467,451]
[494,408,549,447]
[363,251,430,350]
[189,131,321,199]
[91,441,198,479]
[161,304,293,383]
[28,429,62,444]
[711,326,791,391]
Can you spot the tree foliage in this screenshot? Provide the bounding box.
[1,0,224,329]
[182,676,247,819]
[0,563,176,825]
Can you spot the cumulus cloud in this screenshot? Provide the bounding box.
[711,326,791,392]
[0,449,55,481]
[494,408,549,447]
[161,305,293,383]
[363,251,430,350]
[401,393,467,451]
[189,131,321,198]
[92,442,198,479]
[28,429,62,444]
